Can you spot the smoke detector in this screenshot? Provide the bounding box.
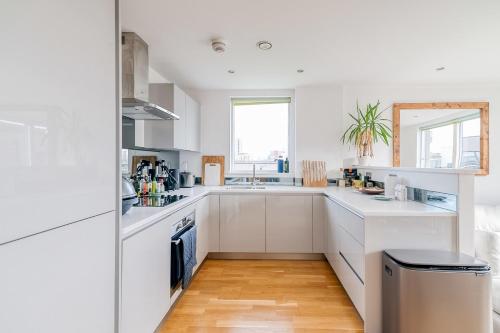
[211,39,227,53]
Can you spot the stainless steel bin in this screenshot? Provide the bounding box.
[383,249,492,333]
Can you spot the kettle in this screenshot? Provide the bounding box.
[180,172,195,188]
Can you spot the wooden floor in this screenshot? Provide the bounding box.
[158,259,364,333]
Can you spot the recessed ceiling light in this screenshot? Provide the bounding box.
[297,69,304,73]
[435,66,446,71]
[257,40,272,50]
[227,69,235,74]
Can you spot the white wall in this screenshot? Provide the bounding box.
[295,85,344,177]
[342,83,500,204]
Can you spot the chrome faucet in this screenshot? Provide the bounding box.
[252,164,260,186]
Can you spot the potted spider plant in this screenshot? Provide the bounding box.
[341,101,392,166]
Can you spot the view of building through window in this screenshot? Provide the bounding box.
[232,98,290,172]
[419,116,480,169]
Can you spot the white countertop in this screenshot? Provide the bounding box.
[121,185,456,238]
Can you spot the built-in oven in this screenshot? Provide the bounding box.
[170,211,195,302]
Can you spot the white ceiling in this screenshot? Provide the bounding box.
[121,0,500,90]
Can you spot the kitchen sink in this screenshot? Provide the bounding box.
[225,185,267,190]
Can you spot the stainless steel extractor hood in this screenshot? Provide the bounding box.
[122,32,179,120]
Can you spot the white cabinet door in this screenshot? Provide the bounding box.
[313,196,326,253]
[0,213,115,333]
[1,0,116,244]
[220,195,266,252]
[185,95,200,152]
[195,195,210,269]
[173,85,187,150]
[208,195,220,252]
[121,218,171,333]
[266,195,313,253]
[326,198,340,268]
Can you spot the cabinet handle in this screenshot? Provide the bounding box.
[339,251,364,285]
[385,265,393,276]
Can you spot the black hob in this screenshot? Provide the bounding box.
[134,194,188,208]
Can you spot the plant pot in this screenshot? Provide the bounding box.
[358,155,372,166]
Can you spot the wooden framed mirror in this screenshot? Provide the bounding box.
[393,102,489,175]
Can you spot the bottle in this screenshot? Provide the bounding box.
[284,158,289,173]
[152,177,157,193]
[142,177,148,195]
[277,156,284,173]
[147,177,152,194]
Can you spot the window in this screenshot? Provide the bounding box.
[231,97,292,173]
[419,114,480,169]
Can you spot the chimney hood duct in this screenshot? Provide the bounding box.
[122,32,179,120]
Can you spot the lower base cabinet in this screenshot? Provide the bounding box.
[121,217,171,333]
[266,195,313,253]
[220,195,266,252]
[195,196,209,270]
[325,197,366,319]
[0,213,116,333]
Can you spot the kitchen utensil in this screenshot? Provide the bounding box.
[204,163,221,186]
[122,177,138,215]
[302,160,327,187]
[202,155,225,185]
[131,155,157,175]
[166,168,180,191]
[180,171,195,188]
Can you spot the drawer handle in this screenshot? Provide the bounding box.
[385,265,392,277]
[339,251,364,285]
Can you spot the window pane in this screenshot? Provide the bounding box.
[459,117,480,168]
[421,124,455,168]
[233,102,289,172]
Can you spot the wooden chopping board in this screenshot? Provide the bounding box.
[202,155,225,186]
[302,160,327,187]
[131,155,157,175]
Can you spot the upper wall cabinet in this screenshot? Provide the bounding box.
[126,83,200,152]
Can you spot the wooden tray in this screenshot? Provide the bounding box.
[359,187,384,195]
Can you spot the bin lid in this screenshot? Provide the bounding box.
[385,249,490,271]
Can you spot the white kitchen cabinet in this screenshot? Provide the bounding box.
[172,85,187,149]
[186,94,201,151]
[0,213,115,333]
[266,195,313,253]
[220,195,266,252]
[312,195,326,253]
[139,83,199,151]
[208,195,220,252]
[195,195,210,270]
[325,198,339,268]
[121,217,171,333]
[1,0,116,245]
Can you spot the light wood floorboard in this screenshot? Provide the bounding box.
[158,259,364,333]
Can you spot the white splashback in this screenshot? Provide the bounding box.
[356,166,477,195]
[0,0,117,244]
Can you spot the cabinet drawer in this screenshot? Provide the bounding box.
[336,246,365,319]
[338,225,365,282]
[335,200,365,245]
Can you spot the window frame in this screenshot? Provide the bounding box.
[229,96,295,175]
